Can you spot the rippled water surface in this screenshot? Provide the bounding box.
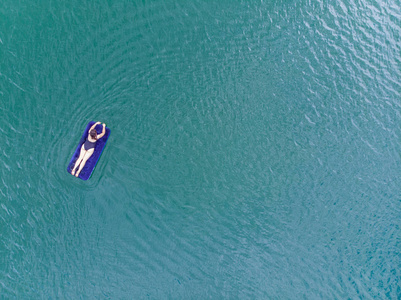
[1,0,400,298]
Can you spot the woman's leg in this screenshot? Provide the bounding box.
[75,148,94,177]
[72,145,86,175]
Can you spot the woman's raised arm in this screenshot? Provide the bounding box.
[97,123,106,139]
[89,121,101,132]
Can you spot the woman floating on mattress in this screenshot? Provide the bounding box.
[71,121,106,177]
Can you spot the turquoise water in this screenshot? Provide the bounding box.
[1,0,400,298]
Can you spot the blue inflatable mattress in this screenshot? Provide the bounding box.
[67,121,110,180]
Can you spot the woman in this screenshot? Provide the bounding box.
[71,122,106,177]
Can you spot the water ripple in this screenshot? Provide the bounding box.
[1,0,401,297]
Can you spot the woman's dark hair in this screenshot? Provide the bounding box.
[90,129,97,139]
